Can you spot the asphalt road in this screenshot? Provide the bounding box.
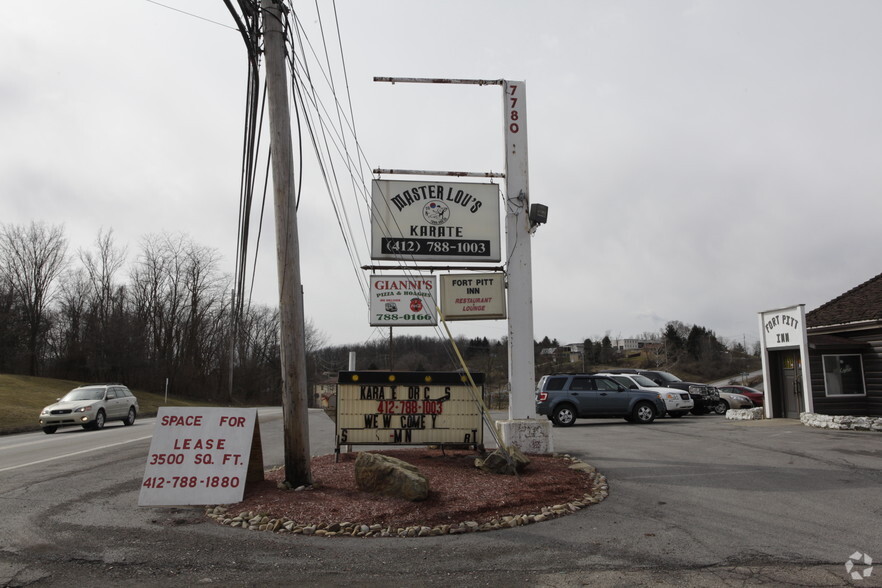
[1,409,880,587]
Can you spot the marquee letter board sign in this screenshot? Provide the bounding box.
[335,371,484,451]
[370,180,500,262]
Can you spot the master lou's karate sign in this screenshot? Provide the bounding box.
[369,274,437,326]
[371,180,500,262]
[440,273,506,320]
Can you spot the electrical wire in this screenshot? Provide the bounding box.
[224,1,498,374]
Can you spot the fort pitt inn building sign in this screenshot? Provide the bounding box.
[759,271,882,419]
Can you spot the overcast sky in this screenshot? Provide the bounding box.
[3,1,881,350]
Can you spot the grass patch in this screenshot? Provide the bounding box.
[0,373,216,435]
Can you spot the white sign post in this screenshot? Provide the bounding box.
[139,407,263,506]
[371,180,500,262]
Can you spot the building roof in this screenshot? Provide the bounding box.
[806,271,882,329]
[807,333,871,351]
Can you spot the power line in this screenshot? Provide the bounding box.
[142,0,239,31]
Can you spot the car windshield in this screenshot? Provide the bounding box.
[631,375,657,387]
[61,388,104,401]
[653,371,681,383]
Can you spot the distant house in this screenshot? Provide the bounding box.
[313,375,337,409]
[613,339,645,351]
[804,272,882,416]
[563,343,583,364]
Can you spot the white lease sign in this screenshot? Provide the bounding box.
[371,180,500,262]
[139,407,260,506]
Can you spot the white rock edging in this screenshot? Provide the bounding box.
[801,412,882,432]
[725,407,765,420]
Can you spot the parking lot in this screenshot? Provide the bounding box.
[2,409,880,587]
[544,413,882,580]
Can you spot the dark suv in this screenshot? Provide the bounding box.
[604,369,720,414]
[535,374,667,426]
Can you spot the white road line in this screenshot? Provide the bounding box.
[0,435,154,473]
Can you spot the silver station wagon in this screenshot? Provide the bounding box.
[39,384,139,434]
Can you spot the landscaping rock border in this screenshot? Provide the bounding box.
[801,412,882,432]
[204,454,608,538]
[725,407,765,420]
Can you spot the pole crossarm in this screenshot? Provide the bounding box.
[360,264,506,272]
[374,77,505,86]
[373,168,505,178]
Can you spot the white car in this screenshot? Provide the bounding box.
[714,390,754,414]
[598,373,695,418]
[39,384,139,434]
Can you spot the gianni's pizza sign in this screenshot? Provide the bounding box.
[369,275,438,326]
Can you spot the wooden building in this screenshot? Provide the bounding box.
[804,272,882,416]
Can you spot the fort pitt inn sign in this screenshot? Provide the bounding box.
[370,179,501,262]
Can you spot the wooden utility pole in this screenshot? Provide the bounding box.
[261,0,312,487]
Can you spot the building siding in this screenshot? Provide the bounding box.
[808,330,882,416]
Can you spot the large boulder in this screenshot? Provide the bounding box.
[474,445,530,475]
[354,452,429,502]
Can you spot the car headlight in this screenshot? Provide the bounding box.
[40,408,50,415]
[74,406,92,413]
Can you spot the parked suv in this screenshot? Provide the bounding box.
[604,369,720,415]
[39,384,139,434]
[535,374,667,426]
[596,372,694,417]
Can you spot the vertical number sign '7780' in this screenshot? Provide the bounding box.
[505,81,528,179]
[508,83,521,135]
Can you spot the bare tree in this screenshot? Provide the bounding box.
[46,268,90,378]
[78,229,129,380]
[79,228,127,330]
[129,232,230,396]
[0,222,68,375]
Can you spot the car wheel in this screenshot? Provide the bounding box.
[42,426,58,434]
[92,409,106,430]
[123,407,136,426]
[714,400,729,415]
[631,402,657,424]
[551,404,576,427]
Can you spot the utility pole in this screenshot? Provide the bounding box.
[261,0,312,487]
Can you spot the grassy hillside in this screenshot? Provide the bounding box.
[0,374,214,435]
